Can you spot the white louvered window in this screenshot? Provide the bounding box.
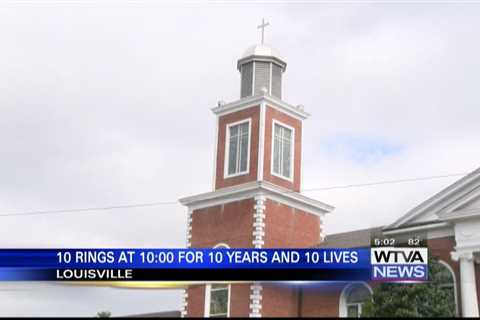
[272,121,294,180]
[225,119,251,177]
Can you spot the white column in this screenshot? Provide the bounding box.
[452,251,479,317]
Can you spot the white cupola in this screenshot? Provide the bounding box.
[237,44,287,99]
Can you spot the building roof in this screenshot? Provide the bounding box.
[316,227,384,248]
[388,167,480,229]
[242,44,283,60]
[121,310,181,318]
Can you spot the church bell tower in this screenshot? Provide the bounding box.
[179,21,334,317]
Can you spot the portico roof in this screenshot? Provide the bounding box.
[388,167,480,230]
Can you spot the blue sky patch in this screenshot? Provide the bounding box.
[319,134,403,165]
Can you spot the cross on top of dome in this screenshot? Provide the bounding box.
[257,18,270,45]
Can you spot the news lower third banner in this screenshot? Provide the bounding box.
[0,248,428,282]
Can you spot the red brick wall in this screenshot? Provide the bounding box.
[229,284,251,317]
[186,285,205,317]
[186,199,255,317]
[215,106,260,190]
[262,284,301,317]
[190,199,255,248]
[260,199,321,317]
[263,105,302,192]
[186,197,323,317]
[264,199,321,248]
[301,283,344,317]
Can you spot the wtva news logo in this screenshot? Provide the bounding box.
[371,247,428,282]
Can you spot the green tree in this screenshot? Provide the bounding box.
[362,258,456,317]
[96,311,111,318]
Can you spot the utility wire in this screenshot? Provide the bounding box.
[301,172,471,192]
[0,171,474,218]
[0,201,177,218]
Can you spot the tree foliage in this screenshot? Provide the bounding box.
[361,258,456,317]
[96,311,111,318]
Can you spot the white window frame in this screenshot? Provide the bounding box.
[437,260,459,316]
[204,283,231,318]
[224,118,252,179]
[204,244,231,317]
[270,119,295,182]
[339,282,372,318]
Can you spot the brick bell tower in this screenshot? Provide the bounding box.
[179,25,334,317]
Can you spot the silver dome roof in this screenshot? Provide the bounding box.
[241,44,284,60]
[237,44,287,72]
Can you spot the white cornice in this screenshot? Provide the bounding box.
[439,207,480,222]
[440,186,480,215]
[179,181,334,216]
[211,94,310,121]
[388,168,480,229]
[383,221,451,235]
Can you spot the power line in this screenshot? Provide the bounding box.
[301,172,471,192]
[0,171,474,218]
[0,201,177,218]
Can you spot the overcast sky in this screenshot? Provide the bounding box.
[1,0,480,316]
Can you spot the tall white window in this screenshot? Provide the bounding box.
[272,121,294,180]
[225,119,251,178]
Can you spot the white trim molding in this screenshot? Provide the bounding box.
[440,207,480,222]
[249,283,263,317]
[181,208,193,318]
[250,194,266,318]
[212,115,219,191]
[180,289,188,318]
[179,180,334,216]
[252,61,256,96]
[383,221,450,236]
[320,218,326,242]
[269,62,273,96]
[270,119,295,183]
[224,118,252,179]
[252,194,266,248]
[186,208,193,248]
[211,94,310,121]
[257,102,266,181]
